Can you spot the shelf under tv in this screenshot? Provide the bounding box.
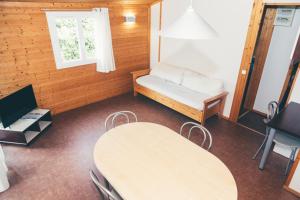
[0,108,52,145]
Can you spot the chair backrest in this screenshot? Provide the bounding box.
[89,170,118,200]
[105,111,137,131]
[180,122,213,150]
[267,101,279,120]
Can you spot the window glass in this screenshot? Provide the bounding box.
[46,12,97,69]
[55,18,81,62]
[81,17,96,59]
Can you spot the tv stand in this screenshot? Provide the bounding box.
[0,108,52,145]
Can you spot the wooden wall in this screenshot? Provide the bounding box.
[0,2,150,114]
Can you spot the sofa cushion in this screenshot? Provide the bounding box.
[150,63,184,85]
[136,75,211,111]
[182,70,224,96]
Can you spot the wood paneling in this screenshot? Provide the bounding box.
[243,8,276,110]
[0,0,157,5]
[0,2,150,114]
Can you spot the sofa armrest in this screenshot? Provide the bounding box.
[204,91,228,106]
[131,69,150,81]
[201,91,228,124]
[131,69,150,96]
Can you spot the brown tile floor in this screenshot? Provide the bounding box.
[0,94,298,200]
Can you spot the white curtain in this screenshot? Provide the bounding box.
[93,8,116,73]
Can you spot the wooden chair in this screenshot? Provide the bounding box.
[104,111,137,131]
[180,122,213,150]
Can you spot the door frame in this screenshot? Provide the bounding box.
[279,27,300,105]
[229,0,300,122]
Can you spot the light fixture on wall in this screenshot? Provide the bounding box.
[124,15,136,23]
[161,0,217,40]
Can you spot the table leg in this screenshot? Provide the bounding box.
[259,128,276,170]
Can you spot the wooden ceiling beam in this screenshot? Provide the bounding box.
[0,0,158,5]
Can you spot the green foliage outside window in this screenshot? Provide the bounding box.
[56,18,80,62]
[82,18,96,58]
[55,17,96,62]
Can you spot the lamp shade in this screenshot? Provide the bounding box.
[161,7,217,40]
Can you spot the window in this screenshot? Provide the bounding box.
[46,12,96,69]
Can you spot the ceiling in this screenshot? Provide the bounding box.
[0,0,158,4]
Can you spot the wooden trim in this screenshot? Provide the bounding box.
[286,65,300,104]
[131,69,151,96]
[136,84,205,123]
[148,5,151,66]
[41,8,92,11]
[279,28,300,104]
[229,0,265,122]
[131,70,228,125]
[280,64,295,102]
[265,3,300,6]
[158,0,162,63]
[243,8,276,110]
[0,1,151,7]
[284,153,300,197]
[283,186,300,198]
[150,0,162,6]
[204,92,228,105]
[219,115,229,121]
[131,69,151,78]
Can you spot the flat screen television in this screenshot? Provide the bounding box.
[0,85,37,128]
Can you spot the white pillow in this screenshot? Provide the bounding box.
[182,70,224,96]
[150,63,184,85]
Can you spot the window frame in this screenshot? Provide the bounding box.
[46,11,96,69]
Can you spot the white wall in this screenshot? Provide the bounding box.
[150,3,160,67]
[254,9,300,114]
[151,0,253,117]
[289,72,300,103]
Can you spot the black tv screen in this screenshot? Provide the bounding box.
[0,85,37,128]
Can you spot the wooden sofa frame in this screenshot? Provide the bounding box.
[131,69,228,125]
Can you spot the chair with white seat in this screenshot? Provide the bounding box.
[105,111,137,131]
[89,170,122,200]
[252,101,279,160]
[252,101,300,175]
[274,131,300,175]
[180,122,212,151]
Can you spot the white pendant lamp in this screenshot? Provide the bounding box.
[161,0,217,40]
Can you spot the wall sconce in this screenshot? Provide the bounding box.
[124,15,136,23]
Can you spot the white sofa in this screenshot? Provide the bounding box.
[131,63,228,124]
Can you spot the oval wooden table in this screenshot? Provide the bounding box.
[94,122,237,200]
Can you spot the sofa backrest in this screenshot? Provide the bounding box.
[150,63,224,96]
[181,70,224,96]
[150,63,185,85]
